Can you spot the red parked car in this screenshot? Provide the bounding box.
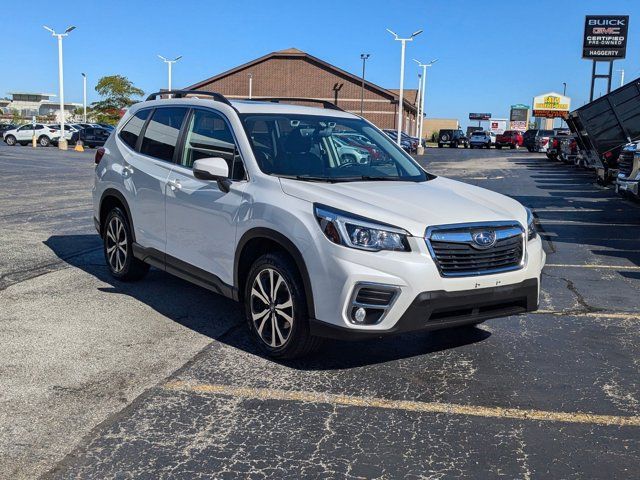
[495,130,524,149]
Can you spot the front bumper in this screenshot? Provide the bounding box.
[616,177,640,196]
[311,278,539,339]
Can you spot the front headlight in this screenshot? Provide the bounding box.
[526,207,537,241]
[314,204,410,252]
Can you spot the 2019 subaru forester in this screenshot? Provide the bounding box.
[93,91,545,359]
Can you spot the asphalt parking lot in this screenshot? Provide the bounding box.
[1,143,639,479]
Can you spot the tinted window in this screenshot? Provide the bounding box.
[181,109,245,180]
[140,107,188,161]
[119,110,150,150]
[18,125,32,131]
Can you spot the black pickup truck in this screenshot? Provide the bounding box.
[566,77,640,184]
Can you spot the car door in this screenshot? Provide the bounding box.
[165,108,248,287]
[119,107,188,253]
[16,125,33,141]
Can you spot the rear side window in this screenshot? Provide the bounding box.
[119,110,150,150]
[140,107,188,161]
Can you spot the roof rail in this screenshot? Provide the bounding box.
[243,97,344,111]
[145,90,233,106]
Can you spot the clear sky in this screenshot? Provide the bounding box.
[2,0,639,128]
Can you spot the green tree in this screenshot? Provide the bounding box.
[92,75,144,125]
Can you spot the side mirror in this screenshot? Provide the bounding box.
[193,157,231,193]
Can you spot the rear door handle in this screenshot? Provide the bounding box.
[168,179,182,191]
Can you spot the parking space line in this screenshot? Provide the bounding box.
[164,381,640,427]
[534,310,640,320]
[545,264,640,270]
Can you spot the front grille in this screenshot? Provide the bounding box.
[426,223,524,277]
[618,149,635,177]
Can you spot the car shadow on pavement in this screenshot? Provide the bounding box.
[44,234,491,370]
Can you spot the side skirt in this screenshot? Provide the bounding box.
[132,243,237,300]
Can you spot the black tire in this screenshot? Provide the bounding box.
[526,146,533,152]
[38,135,50,147]
[438,143,443,148]
[449,141,457,148]
[485,143,490,149]
[463,142,469,149]
[496,145,502,150]
[5,135,16,146]
[510,144,516,149]
[103,207,149,281]
[245,252,322,359]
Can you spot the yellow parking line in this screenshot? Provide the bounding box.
[164,381,640,427]
[534,310,640,320]
[545,264,640,270]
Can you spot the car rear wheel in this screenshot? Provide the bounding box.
[438,143,443,148]
[245,252,322,359]
[496,145,502,149]
[103,207,149,281]
[38,136,50,147]
[5,135,16,146]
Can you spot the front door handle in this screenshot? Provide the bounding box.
[168,179,182,191]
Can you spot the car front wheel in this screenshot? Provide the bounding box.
[38,136,50,147]
[245,252,322,359]
[5,135,16,146]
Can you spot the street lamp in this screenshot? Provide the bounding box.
[562,82,567,96]
[387,28,422,145]
[158,55,182,95]
[360,53,370,115]
[414,58,438,152]
[43,25,75,150]
[81,73,87,123]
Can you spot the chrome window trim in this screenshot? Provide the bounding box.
[425,221,526,278]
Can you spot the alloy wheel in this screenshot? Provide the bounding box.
[250,268,293,348]
[105,216,127,273]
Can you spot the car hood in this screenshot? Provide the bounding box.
[279,176,527,237]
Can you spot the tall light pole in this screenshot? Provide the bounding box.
[415,72,422,137]
[158,55,182,94]
[562,82,567,96]
[81,73,87,123]
[414,58,438,153]
[248,73,253,99]
[387,28,422,145]
[360,53,370,115]
[43,25,75,150]
[617,69,625,87]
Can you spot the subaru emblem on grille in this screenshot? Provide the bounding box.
[471,230,497,249]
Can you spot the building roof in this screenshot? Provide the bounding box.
[7,92,56,97]
[389,89,419,106]
[187,48,417,112]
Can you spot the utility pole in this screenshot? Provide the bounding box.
[359,54,370,115]
[617,69,625,87]
[158,55,182,95]
[44,25,75,150]
[413,59,437,154]
[387,28,422,146]
[82,73,87,122]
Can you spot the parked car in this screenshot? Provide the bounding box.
[546,132,572,160]
[558,136,579,164]
[0,124,17,137]
[97,123,115,132]
[48,124,81,144]
[438,129,469,148]
[3,124,61,146]
[616,142,640,198]
[93,91,545,359]
[77,127,111,148]
[382,130,413,152]
[332,136,370,164]
[469,131,494,149]
[384,130,418,153]
[495,130,523,149]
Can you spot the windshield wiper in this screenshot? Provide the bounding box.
[278,174,341,183]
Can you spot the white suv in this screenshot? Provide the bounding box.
[3,124,62,146]
[92,91,545,359]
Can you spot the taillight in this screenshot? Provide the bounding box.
[541,139,549,146]
[552,139,559,148]
[95,147,105,165]
[604,151,613,159]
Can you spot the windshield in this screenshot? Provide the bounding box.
[240,114,429,182]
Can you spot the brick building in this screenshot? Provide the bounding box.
[187,48,419,134]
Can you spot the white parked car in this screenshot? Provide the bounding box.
[47,124,80,142]
[93,92,546,359]
[469,131,495,149]
[3,124,62,147]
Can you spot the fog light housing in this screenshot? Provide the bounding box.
[354,307,367,323]
[347,283,400,325]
